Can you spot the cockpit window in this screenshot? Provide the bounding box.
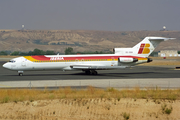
[9,60,16,63]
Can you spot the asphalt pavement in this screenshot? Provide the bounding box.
[0,61,180,89]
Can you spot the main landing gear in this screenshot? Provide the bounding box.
[85,70,98,75]
[18,71,24,76]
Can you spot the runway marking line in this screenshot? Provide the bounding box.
[0,84,11,87]
[173,69,180,70]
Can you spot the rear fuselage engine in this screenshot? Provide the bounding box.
[118,57,138,63]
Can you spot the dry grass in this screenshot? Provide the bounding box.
[1,87,180,120]
[0,86,180,103]
[139,57,180,66]
[141,61,180,66]
[150,57,180,60]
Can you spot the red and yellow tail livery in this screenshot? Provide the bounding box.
[138,43,150,54]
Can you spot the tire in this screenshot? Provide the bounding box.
[19,73,23,76]
[85,70,91,75]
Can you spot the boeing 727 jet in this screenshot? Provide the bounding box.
[3,37,175,76]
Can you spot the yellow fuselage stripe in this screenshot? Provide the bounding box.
[23,57,147,63]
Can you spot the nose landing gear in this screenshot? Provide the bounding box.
[18,71,24,76]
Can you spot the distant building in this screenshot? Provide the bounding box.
[158,50,179,57]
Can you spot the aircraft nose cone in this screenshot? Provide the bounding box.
[3,63,10,69]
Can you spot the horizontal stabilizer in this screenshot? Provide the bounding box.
[149,37,176,41]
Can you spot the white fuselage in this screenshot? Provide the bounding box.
[3,54,147,71]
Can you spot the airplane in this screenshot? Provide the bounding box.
[2,37,175,76]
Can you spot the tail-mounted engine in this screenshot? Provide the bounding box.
[118,57,138,63]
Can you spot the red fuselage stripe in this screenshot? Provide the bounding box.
[29,55,144,61]
[32,56,50,60]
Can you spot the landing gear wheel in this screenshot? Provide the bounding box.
[18,71,24,76]
[84,70,98,75]
[85,70,91,75]
[92,70,98,75]
[19,73,23,76]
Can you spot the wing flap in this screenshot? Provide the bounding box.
[70,65,126,70]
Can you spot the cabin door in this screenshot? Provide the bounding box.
[21,58,27,67]
[111,57,116,66]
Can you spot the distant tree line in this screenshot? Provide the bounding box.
[0,51,8,55]
[0,47,113,56]
[65,47,113,55]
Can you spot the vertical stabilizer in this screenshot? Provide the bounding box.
[133,37,175,57]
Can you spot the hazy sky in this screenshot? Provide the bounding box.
[0,0,180,31]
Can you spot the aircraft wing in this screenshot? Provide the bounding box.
[70,65,126,70]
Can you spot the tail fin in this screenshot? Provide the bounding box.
[133,37,175,57]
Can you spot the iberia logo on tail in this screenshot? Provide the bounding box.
[138,43,150,54]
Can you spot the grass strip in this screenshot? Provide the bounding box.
[0,86,180,103]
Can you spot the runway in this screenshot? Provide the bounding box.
[0,61,180,89]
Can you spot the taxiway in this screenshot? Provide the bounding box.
[0,61,180,89]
